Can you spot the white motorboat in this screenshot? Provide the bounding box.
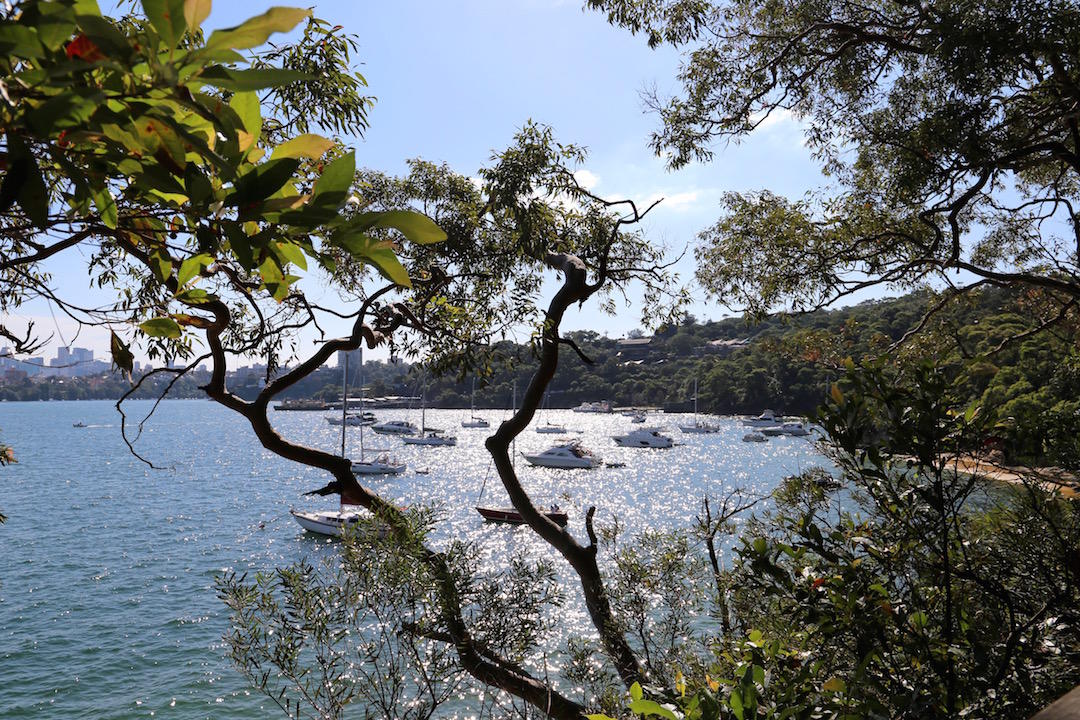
[781,421,811,436]
[327,412,375,427]
[741,409,781,427]
[760,426,786,437]
[536,423,568,434]
[612,428,674,448]
[461,378,490,428]
[371,420,419,435]
[571,400,612,413]
[742,431,767,442]
[523,441,602,469]
[402,431,457,446]
[630,412,646,424]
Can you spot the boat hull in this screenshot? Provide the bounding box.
[522,455,596,469]
[476,506,568,527]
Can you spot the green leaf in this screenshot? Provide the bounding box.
[149,250,173,283]
[91,186,118,228]
[822,677,845,693]
[584,715,618,720]
[358,210,446,245]
[335,232,410,287]
[142,0,186,47]
[729,689,744,720]
[630,682,643,702]
[110,331,134,378]
[227,157,301,210]
[274,241,307,270]
[183,0,211,32]
[205,7,311,51]
[139,317,182,338]
[229,91,261,145]
[199,65,312,91]
[27,3,76,52]
[628,699,678,720]
[0,23,45,58]
[177,253,213,287]
[0,136,49,229]
[270,133,335,160]
[26,90,103,136]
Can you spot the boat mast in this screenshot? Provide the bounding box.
[420,370,427,433]
[693,377,699,426]
[358,347,365,458]
[340,352,348,457]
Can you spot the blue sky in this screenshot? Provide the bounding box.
[11,0,825,366]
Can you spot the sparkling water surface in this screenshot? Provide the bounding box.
[0,400,825,718]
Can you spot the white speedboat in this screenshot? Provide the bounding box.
[402,431,457,446]
[741,409,781,427]
[612,428,674,448]
[352,453,407,475]
[742,432,767,442]
[371,420,419,436]
[523,441,601,469]
[535,423,568,434]
[760,426,786,437]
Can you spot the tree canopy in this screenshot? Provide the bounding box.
[588,0,1080,324]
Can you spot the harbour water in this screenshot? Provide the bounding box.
[0,400,826,718]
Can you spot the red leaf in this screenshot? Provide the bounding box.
[65,34,105,62]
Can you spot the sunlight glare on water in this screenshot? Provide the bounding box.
[0,400,826,717]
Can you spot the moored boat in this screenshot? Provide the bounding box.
[475,505,569,527]
[523,441,602,469]
[742,431,767,442]
[612,428,674,448]
[741,409,781,427]
[371,419,419,436]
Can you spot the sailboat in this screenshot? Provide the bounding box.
[292,351,401,537]
[461,377,490,428]
[401,370,457,446]
[349,349,406,475]
[476,381,568,526]
[678,378,720,434]
[534,389,567,433]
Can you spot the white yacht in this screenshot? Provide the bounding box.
[402,430,457,446]
[536,422,568,434]
[741,409,781,427]
[371,419,419,436]
[612,428,674,448]
[523,441,602,469]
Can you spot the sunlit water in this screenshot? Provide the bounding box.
[0,400,826,718]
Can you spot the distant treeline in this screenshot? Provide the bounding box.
[3,288,1074,467]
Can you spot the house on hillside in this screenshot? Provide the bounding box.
[616,336,654,360]
[705,338,750,356]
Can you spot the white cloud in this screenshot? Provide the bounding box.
[574,168,600,190]
[641,189,704,213]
